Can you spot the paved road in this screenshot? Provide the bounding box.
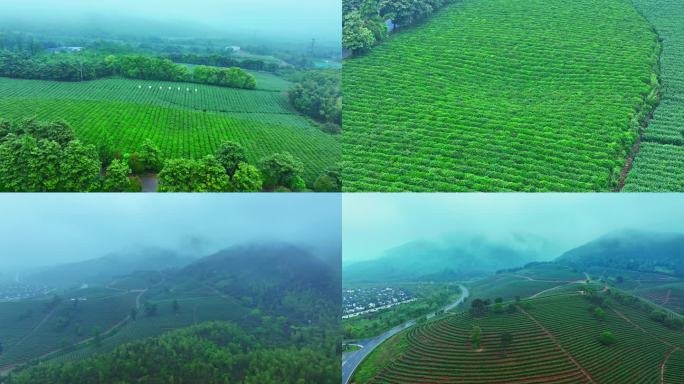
[342,284,469,384]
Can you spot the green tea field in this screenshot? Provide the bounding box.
[624,0,684,191]
[353,293,684,384]
[0,75,340,183]
[343,0,660,191]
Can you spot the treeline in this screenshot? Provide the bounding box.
[165,53,282,72]
[0,50,256,90]
[343,0,457,54]
[2,321,339,384]
[0,118,340,192]
[288,71,341,133]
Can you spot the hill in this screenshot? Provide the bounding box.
[23,248,194,287]
[343,237,538,283]
[556,230,684,276]
[352,290,684,383]
[343,0,659,191]
[0,76,340,184]
[0,243,340,379]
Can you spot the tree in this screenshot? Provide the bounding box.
[598,330,615,346]
[470,299,488,318]
[343,11,376,53]
[230,162,263,192]
[172,300,180,314]
[506,303,517,314]
[471,325,481,349]
[500,332,513,356]
[103,159,132,192]
[594,307,606,321]
[144,302,158,317]
[97,132,115,168]
[158,156,230,192]
[59,140,102,192]
[259,152,305,191]
[130,308,138,321]
[650,310,667,323]
[216,141,247,177]
[314,167,342,192]
[140,139,164,173]
[664,317,684,330]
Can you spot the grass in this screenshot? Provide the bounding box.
[353,294,684,383]
[343,0,659,192]
[0,76,340,184]
[625,0,684,191]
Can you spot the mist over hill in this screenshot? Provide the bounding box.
[343,234,547,283]
[556,229,684,276]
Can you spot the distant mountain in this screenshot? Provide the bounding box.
[556,230,684,276]
[182,243,340,323]
[344,236,540,283]
[24,248,194,287]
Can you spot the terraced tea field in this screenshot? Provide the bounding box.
[353,294,684,383]
[624,0,684,191]
[343,0,659,191]
[0,76,340,183]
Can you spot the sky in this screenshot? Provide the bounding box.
[0,0,341,43]
[0,194,341,270]
[343,193,684,264]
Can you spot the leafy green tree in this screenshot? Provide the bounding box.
[314,167,342,192]
[97,132,115,168]
[598,330,615,346]
[130,308,137,321]
[103,159,132,192]
[664,317,684,330]
[158,156,230,192]
[140,139,164,173]
[343,11,376,53]
[231,162,263,192]
[172,300,180,314]
[594,307,606,321]
[216,141,247,177]
[93,327,102,348]
[470,299,487,318]
[471,325,481,349]
[60,140,101,192]
[259,152,305,191]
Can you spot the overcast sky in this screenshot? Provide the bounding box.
[0,0,341,43]
[0,194,340,270]
[343,193,684,264]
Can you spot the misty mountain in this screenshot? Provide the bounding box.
[182,243,340,322]
[23,248,195,287]
[344,236,540,283]
[556,229,684,276]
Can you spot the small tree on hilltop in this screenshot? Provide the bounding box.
[598,331,615,346]
[230,162,263,192]
[594,307,606,321]
[471,299,488,318]
[471,325,482,350]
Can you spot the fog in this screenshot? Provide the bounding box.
[343,193,684,264]
[0,0,341,44]
[0,194,341,270]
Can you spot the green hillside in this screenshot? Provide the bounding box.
[0,76,340,184]
[625,0,684,191]
[343,0,659,191]
[353,291,684,383]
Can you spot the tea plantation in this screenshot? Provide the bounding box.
[353,294,684,383]
[624,0,684,191]
[0,76,340,184]
[343,0,659,191]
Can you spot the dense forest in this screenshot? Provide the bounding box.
[3,321,339,384]
[342,0,457,54]
[0,118,340,192]
[288,70,341,132]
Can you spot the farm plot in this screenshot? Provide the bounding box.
[0,77,340,184]
[625,0,684,191]
[354,294,684,384]
[343,0,659,192]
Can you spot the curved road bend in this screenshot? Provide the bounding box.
[342,284,469,384]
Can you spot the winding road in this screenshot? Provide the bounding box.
[341,284,469,384]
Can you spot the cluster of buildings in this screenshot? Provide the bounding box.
[343,287,415,319]
[0,282,53,302]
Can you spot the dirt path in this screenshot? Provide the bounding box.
[530,280,586,299]
[518,306,596,384]
[513,274,574,283]
[13,306,58,348]
[661,347,680,384]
